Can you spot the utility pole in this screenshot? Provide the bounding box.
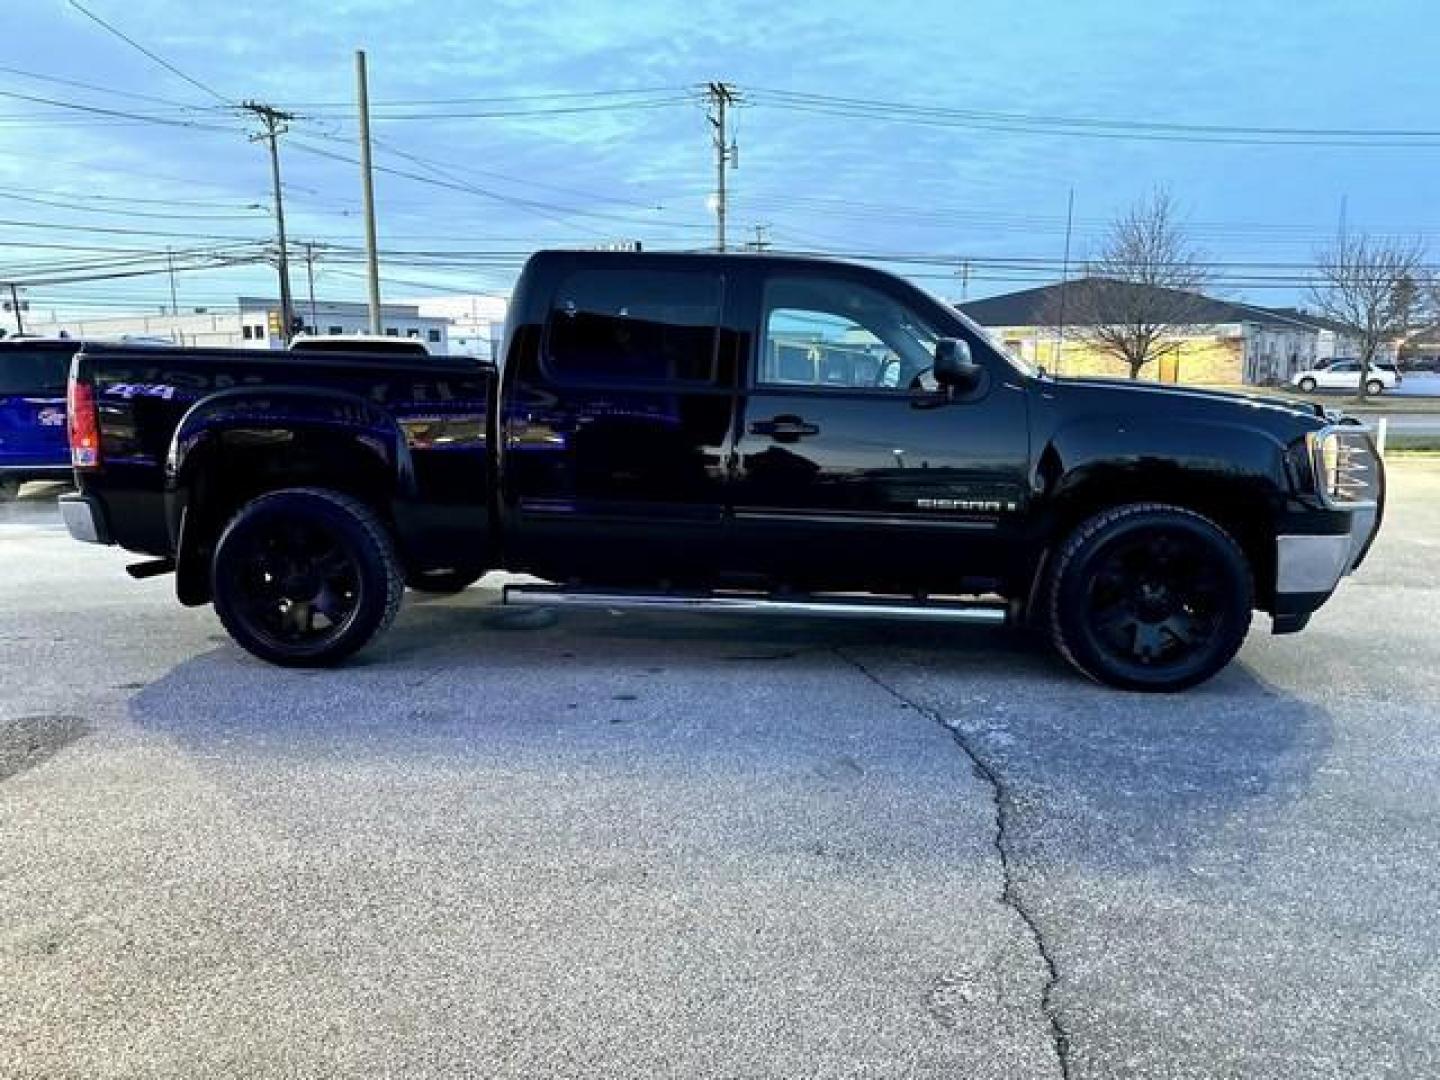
[1054,186,1075,375]
[705,82,739,252]
[166,247,179,314]
[6,284,24,335]
[956,260,971,300]
[356,50,383,333]
[745,223,771,252]
[244,100,297,344]
[305,242,318,332]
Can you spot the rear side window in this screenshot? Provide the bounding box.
[0,349,70,395]
[545,268,723,385]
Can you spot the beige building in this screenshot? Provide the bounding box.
[961,280,1358,386]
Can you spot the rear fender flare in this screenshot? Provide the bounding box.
[166,386,414,604]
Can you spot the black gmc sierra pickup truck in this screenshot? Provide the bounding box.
[60,251,1383,691]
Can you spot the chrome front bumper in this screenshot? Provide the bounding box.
[1275,506,1380,597]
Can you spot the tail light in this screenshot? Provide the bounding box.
[68,376,101,468]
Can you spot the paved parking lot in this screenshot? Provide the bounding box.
[2,465,1438,1079]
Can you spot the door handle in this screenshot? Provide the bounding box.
[750,415,820,440]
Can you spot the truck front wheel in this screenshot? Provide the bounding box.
[211,487,403,667]
[1046,504,1253,692]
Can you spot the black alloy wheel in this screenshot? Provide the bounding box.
[1048,504,1252,692]
[212,487,402,666]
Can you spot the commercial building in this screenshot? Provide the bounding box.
[960,279,1363,386]
[21,297,451,353]
[402,294,509,359]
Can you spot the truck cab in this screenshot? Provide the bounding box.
[498,251,1031,597]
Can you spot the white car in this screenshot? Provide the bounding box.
[1291,360,1399,395]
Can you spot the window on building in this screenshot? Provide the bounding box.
[254,325,265,339]
[385,327,399,337]
[427,329,442,343]
[242,325,253,340]
[328,325,344,335]
[406,328,421,339]
[544,267,723,385]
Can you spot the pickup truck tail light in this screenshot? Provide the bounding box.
[1307,426,1380,510]
[68,376,101,469]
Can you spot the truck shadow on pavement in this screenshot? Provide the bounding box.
[131,589,1332,873]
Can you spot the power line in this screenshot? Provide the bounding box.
[0,217,265,241]
[67,0,232,105]
[0,63,206,110]
[278,86,686,109]
[0,89,241,133]
[749,87,1440,148]
[290,135,660,237]
[0,189,267,221]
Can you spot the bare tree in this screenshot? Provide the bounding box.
[1309,234,1430,400]
[1046,189,1210,379]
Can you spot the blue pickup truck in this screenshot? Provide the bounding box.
[0,339,79,500]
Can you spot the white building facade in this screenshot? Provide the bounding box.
[402,294,509,360]
[25,297,451,353]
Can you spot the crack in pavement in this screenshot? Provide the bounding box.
[835,647,1073,1080]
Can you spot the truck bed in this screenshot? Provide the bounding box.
[70,344,496,563]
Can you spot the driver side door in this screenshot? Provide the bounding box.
[727,270,1031,593]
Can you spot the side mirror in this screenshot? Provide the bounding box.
[934,337,982,391]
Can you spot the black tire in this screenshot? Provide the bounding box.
[1298,377,1317,393]
[211,487,403,667]
[1365,379,1384,396]
[0,477,20,502]
[1047,503,1253,692]
[407,567,485,594]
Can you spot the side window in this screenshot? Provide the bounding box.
[546,268,723,385]
[759,277,940,392]
[0,350,70,395]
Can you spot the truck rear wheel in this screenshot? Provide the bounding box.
[0,477,20,502]
[1047,504,1253,692]
[211,487,403,667]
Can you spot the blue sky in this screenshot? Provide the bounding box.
[3,0,1438,320]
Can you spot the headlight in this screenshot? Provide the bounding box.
[1306,426,1380,510]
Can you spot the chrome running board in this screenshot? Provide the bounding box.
[501,584,1009,625]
